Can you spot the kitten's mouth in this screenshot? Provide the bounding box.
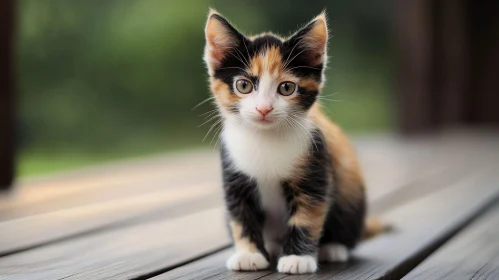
[258,117,272,123]
[246,115,277,129]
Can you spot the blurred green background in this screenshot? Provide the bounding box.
[17,0,395,177]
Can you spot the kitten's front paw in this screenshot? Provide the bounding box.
[226,251,269,271]
[318,243,349,263]
[277,255,317,274]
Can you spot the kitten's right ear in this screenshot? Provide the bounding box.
[204,9,243,72]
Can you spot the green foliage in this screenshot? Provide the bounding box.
[17,0,394,176]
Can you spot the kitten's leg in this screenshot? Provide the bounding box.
[318,184,366,263]
[318,243,349,262]
[226,219,269,271]
[223,175,269,270]
[277,197,328,274]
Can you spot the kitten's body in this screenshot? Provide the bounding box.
[204,10,372,274]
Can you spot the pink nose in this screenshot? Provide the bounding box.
[256,106,273,117]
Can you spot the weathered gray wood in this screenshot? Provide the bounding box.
[0,208,230,280]
[0,151,220,220]
[0,144,473,279]
[0,136,462,257]
[1,132,497,280]
[0,165,428,280]
[0,183,223,256]
[403,202,499,280]
[0,134,461,220]
[153,170,499,280]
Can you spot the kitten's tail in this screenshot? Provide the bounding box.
[362,218,392,240]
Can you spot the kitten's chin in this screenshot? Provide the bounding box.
[234,115,278,130]
[246,118,282,131]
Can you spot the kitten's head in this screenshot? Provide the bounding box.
[204,9,328,131]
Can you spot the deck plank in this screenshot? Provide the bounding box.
[0,135,457,220]
[0,157,470,279]
[0,136,464,257]
[0,182,223,256]
[0,151,220,220]
[0,208,230,280]
[1,132,497,280]
[153,170,499,280]
[402,202,499,280]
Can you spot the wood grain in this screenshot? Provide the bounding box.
[0,135,472,260]
[153,170,499,280]
[0,208,230,280]
[0,182,223,255]
[1,132,497,280]
[0,151,220,220]
[402,203,499,280]
[1,133,480,220]
[0,136,464,258]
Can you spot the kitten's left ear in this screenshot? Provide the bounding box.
[286,11,328,67]
[204,9,245,73]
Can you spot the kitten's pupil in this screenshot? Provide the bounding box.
[236,79,253,94]
[278,82,296,96]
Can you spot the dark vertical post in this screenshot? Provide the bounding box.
[396,0,499,133]
[395,0,435,134]
[0,0,15,190]
[434,0,469,125]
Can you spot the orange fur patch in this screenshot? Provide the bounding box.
[308,104,366,209]
[288,200,328,240]
[210,77,240,111]
[249,46,283,77]
[230,220,258,252]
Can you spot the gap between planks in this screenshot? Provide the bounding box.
[151,169,499,280]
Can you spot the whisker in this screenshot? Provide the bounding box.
[318,98,343,102]
[234,47,251,67]
[202,118,223,142]
[242,39,251,63]
[294,115,327,149]
[318,102,336,117]
[288,115,317,153]
[228,49,249,69]
[283,35,306,70]
[217,66,248,73]
[283,48,308,70]
[192,96,215,111]
[198,114,220,127]
[199,109,218,117]
[287,117,313,155]
[211,122,224,146]
[286,65,322,72]
[320,92,340,98]
[231,48,250,69]
[290,115,318,152]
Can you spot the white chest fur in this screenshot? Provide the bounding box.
[222,120,313,251]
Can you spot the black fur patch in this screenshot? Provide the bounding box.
[220,141,269,260]
[291,129,331,203]
[297,87,319,110]
[282,226,316,255]
[280,129,331,256]
[211,19,324,91]
[320,187,366,249]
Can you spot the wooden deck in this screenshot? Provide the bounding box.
[1,130,499,280]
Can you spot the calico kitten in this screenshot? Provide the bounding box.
[204,9,378,274]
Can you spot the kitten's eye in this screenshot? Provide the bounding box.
[278,82,296,96]
[235,79,253,94]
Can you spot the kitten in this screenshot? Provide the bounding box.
[204,9,378,274]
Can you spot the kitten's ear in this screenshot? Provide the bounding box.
[286,11,328,66]
[204,9,244,72]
